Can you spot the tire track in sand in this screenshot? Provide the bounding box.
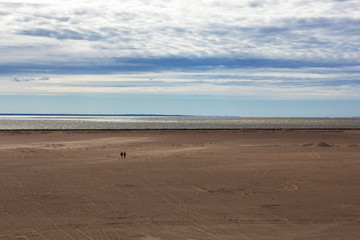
[141,177,254,240]
[179,187,254,240]
[140,178,222,239]
[0,173,44,239]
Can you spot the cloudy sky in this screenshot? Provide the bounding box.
[0,0,360,116]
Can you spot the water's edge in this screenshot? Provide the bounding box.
[1,116,360,130]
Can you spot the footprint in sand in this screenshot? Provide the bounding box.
[308,152,320,159]
[282,180,307,191]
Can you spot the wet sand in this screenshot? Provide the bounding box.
[0,130,359,239]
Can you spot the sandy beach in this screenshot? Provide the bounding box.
[0,130,359,240]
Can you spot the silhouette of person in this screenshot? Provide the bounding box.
[124,152,126,158]
[120,152,123,158]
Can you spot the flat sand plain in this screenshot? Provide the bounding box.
[0,130,359,240]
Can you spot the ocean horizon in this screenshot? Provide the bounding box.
[1,114,360,130]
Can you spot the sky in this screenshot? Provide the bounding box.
[0,0,360,117]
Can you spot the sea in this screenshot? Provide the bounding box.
[0,115,360,130]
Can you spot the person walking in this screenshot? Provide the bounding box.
[120,152,123,158]
[124,152,126,158]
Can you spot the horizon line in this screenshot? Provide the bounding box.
[0,113,359,118]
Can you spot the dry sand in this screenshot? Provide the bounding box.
[0,130,359,239]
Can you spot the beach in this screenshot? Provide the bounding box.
[0,130,359,239]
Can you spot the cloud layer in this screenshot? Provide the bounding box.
[1,0,360,62]
[2,66,360,100]
[0,0,360,100]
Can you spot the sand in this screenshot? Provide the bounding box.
[0,130,359,240]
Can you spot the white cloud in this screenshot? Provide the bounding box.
[0,0,359,62]
[0,0,360,101]
[1,66,359,99]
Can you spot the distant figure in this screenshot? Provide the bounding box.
[120,152,123,158]
[124,152,126,158]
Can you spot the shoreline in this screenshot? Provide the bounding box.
[2,116,359,131]
[1,113,359,118]
[1,128,360,132]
